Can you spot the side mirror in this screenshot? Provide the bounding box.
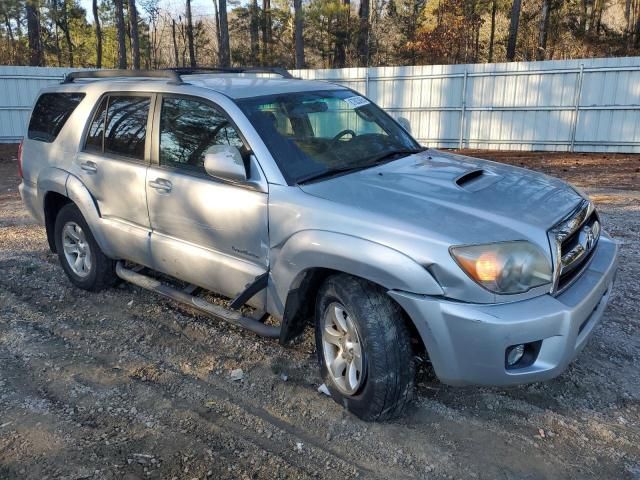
[204,145,247,183]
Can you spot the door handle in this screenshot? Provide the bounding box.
[80,161,98,174]
[148,178,172,193]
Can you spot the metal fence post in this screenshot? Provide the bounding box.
[365,68,370,97]
[459,68,469,149]
[569,64,584,152]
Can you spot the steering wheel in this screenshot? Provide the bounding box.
[331,129,357,144]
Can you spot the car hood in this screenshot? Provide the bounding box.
[298,149,584,250]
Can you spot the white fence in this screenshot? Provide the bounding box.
[293,57,640,153]
[2,58,640,152]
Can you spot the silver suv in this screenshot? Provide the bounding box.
[19,69,618,421]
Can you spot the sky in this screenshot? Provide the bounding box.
[77,0,218,21]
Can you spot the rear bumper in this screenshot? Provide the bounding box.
[389,235,618,386]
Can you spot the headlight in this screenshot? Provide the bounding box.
[450,241,552,294]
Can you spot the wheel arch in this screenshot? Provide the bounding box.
[279,266,428,357]
[43,191,72,253]
[273,230,441,348]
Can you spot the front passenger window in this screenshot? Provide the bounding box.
[160,96,244,173]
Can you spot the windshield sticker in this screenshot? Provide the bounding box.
[343,96,370,108]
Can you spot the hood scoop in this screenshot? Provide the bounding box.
[455,168,501,192]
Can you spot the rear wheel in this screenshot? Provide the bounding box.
[315,274,415,421]
[54,203,117,291]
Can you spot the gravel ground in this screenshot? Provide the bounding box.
[0,144,638,480]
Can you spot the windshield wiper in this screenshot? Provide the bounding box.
[296,148,424,185]
[296,164,371,185]
[367,148,423,165]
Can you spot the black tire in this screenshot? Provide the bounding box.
[54,203,117,292]
[315,274,415,421]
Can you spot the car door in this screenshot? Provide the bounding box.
[72,93,154,267]
[146,94,269,309]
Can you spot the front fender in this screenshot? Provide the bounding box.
[269,230,443,318]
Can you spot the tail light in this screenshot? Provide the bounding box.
[17,139,23,178]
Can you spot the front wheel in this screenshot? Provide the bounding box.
[315,274,415,421]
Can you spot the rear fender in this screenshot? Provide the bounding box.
[65,174,115,257]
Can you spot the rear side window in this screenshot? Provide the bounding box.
[83,94,150,160]
[85,97,107,153]
[28,93,85,142]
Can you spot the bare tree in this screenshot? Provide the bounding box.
[506,0,522,61]
[537,0,551,60]
[250,0,259,64]
[261,0,272,64]
[218,0,230,66]
[25,0,44,66]
[128,0,141,68]
[333,0,350,68]
[50,0,62,66]
[92,0,102,67]
[114,0,128,68]
[488,0,497,62]
[171,18,179,67]
[185,0,196,67]
[356,0,369,66]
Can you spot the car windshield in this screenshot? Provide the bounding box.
[236,89,421,184]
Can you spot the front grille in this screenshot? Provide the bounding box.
[549,200,600,294]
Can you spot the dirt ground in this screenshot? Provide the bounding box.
[0,144,638,480]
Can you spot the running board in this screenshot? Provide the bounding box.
[115,262,280,338]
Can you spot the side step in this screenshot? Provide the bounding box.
[115,262,280,338]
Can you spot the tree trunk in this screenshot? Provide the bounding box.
[128,0,140,68]
[506,0,522,61]
[2,10,14,43]
[114,0,127,68]
[212,0,221,53]
[171,19,180,67]
[50,0,62,66]
[294,0,305,67]
[218,0,231,66]
[537,0,551,60]
[250,0,259,64]
[92,0,102,67]
[61,0,74,67]
[186,0,196,67]
[25,0,44,66]
[333,0,349,68]
[356,0,369,66]
[488,0,497,62]
[262,0,271,64]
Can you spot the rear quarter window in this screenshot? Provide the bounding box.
[28,92,85,143]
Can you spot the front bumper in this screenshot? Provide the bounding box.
[389,235,619,386]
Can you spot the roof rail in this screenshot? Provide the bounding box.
[61,69,182,84]
[167,67,295,79]
[61,67,295,85]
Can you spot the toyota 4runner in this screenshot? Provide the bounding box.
[19,68,619,421]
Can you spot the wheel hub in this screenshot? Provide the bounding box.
[62,221,92,278]
[321,302,365,396]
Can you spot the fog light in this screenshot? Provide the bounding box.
[506,344,525,366]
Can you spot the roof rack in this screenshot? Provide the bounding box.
[61,67,294,84]
[168,67,295,79]
[62,69,182,84]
